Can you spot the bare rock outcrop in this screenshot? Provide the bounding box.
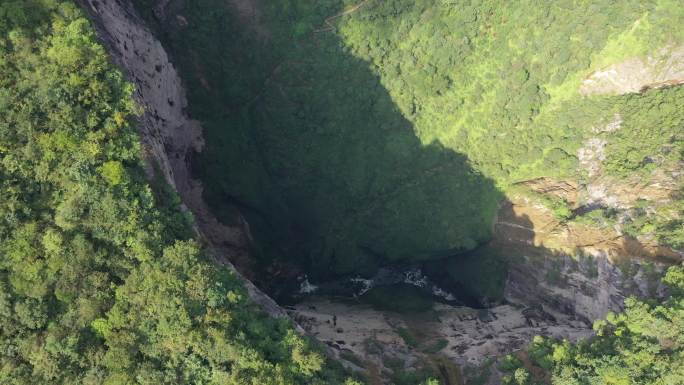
[504,245,670,324]
[291,296,591,382]
[78,2,682,380]
[501,100,682,322]
[580,44,684,96]
[497,191,681,323]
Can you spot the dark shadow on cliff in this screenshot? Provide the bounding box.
[132,0,504,297]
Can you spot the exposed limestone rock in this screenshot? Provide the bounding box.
[587,169,681,209]
[79,1,682,380]
[505,251,669,323]
[291,297,590,380]
[520,178,580,205]
[591,113,623,134]
[496,194,681,323]
[501,112,682,322]
[577,132,622,209]
[499,111,682,322]
[580,44,684,96]
[575,113,680,209]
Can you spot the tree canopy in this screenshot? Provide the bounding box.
[2,1,683,384]
[0,2,353,384]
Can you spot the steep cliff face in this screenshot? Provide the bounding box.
[503,242,670,324]
[498,46,684,321]
[81,0,683,328]
[77,0,287,320]
[498,160,682,323]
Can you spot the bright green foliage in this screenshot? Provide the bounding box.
[98,161,126,186]
[499,355,524,373]
[93,241,333,384]
[501,265,684,385]
[620,187,684,250]
[0,2,353,384]
[2,0,683,383]
[549,265,684,385]
[513,368,531,385]
[336,0,684,244]
[527,336,554,371]
[338,0,683,182]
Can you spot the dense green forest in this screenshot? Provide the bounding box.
[3,0,684,384]
[339,0,683,181]
[134,0,684,281]
[0,2,355,384]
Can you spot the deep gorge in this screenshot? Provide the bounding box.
[125,0,683,300]
[12,0,682,384]
[132,0,512,303]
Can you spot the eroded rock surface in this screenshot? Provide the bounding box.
[576,113,680,210]
[580,45,684,96]
[79,1,682,382]
[498,184,681,323]
[291,297,591,382]
[504,249,669,323]
[499,106,682,321]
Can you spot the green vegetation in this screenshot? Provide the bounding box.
[392,371,440,385]
[421,339,448,355]
[396,327,420,348]
[134,0,503,279]
[621,190,684,250]
[338,0,683,181]
[500,265,684,385]
[382,354,441,385]
[129,0,683,283]
[4,0,684,384]
[508,186,575,222]
[0,2,354,384]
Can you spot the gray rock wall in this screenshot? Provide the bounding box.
[580,45,684,96]
[505,250,669,324]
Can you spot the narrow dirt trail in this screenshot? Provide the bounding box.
[315,0,371,33]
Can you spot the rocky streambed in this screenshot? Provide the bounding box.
[286,264,535,372]
[289,296,591,377]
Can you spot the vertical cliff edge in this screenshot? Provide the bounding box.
[76,0,290,321]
